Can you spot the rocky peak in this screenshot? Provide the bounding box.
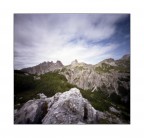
[71,59,78,65]
[56,60,63,66]
[102,58,115,63]
[96,58,116,67]
[121,54,130,60]
[22,60,64,75]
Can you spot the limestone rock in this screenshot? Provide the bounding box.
[14,88,98,124]
[22,60,64,75]
[14,99,48,124]
[60,55,130,98]
[42,88,98,124]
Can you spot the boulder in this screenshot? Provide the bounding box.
[42,88,98,124]
[14,99,48,124]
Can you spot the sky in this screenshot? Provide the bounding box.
[14,14,130,69]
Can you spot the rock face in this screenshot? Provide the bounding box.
[60,55,130,98]
[22,60,64,75]
[71,59,78,66]
[14,88,98,124]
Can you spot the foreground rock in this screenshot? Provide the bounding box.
[42,88,98,124]
[14,99,48,124]
[14,88,98,124]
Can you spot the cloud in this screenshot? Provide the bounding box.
[14,14,129,69]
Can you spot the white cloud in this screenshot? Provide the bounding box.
[14,14,128,69]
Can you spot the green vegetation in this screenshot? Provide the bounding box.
[95,63,111,73]
[37,72,76,96]
[95,63,130,73]
[75,66,84,70]
[14,70,76,109]
[14,71,36,93]
[80,88,111,112]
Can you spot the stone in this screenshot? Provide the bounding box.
[14,99,48,124]
[22,61,64,75]
[42,88,98,124]
[109,107,120,114]
[37,93,47,99]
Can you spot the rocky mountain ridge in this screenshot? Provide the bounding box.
[22,60,64,75]
[60,55,130,97]
[21,54,130,75]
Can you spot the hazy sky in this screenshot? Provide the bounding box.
[14,14,130,69]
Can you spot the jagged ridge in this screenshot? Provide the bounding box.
[22,60,64,75]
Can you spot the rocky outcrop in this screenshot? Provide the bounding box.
[14,88,98,124]
[71,59,78,66]
[22,60,64,75]
[42,88,98,124]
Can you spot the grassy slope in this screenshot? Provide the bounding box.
[95,62,130,73]
[14,70,76,109]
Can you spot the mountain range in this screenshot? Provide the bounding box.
[22,54,130,101]
[14,54,130,124]
[22,60,64,75]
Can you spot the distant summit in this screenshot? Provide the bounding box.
[121,54,130,60]
[22,60,64,75]
[56,60,63,66]
[71,59,78,65]
[102,58,115,63]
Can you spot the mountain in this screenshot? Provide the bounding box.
[60,55,130,98]
[22,60,64,75]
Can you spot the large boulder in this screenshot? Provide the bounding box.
[14,88,98,124]
[42,88,98,124]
